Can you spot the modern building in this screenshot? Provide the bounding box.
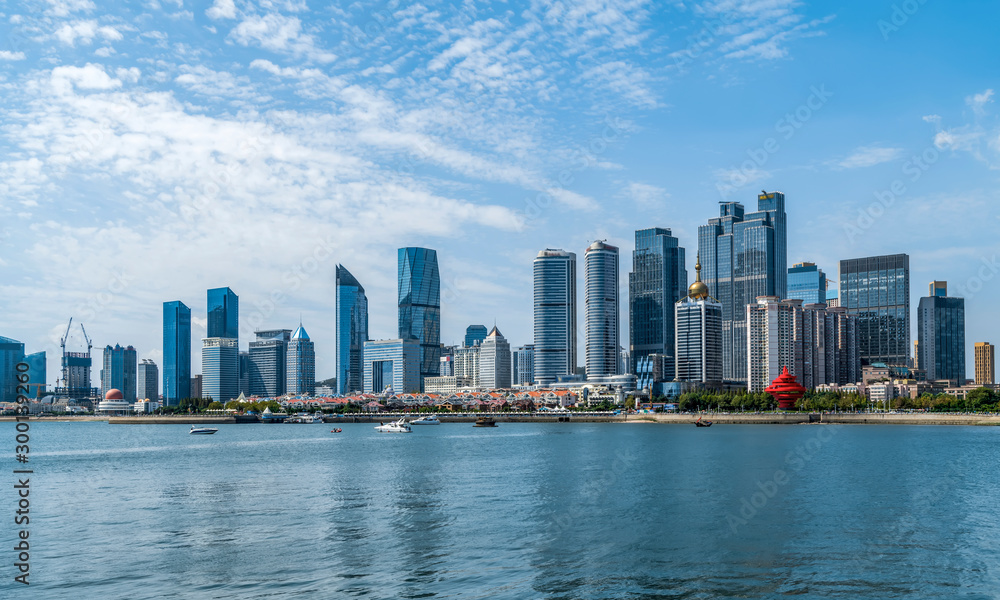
[698,191,788,381]
[439,354,454,377]
[512,344,535,385]
[917,281,966,382]
[534,249,577,386]
[453,345,481,388]
[101,344,137,403]
[975,343,995,385]
[190,374,203,399]
[207,287,239,340]
[913,341,920,370]
[362,339,421,394]
[202,337,239,403]
[238,351,251,396]
[249,329,292,397]
[398,248,441,389]
[286,324,316,396]
[0,336,25,404]
[137,359,158,401]
[826,290,840,308]
[674,258,724,384]
[479,326,512,389]
[585,241,620,379]
[424,376,474,395]
[798,304,861,390]
[24,351,46,398]
[335,264,368,395]
[629,227,687,380]
[839,254,910,366]
[163,300,191,406]
[788,262,827,305]
[465,325,488,348]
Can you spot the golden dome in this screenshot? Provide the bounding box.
[687,253,710,300]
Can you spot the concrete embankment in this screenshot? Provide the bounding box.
[633,413,1000,426]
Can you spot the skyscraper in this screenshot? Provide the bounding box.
[918,281,966,382]
[788,262,827,305]
[0,336,25,404]
[675,258,724,383]
[975,343,995,385]
[512,344,535,385]
[585,241,620,378]
[137,359,158,401]
[629,228,687,380]
[207,287,239,340]
[398,247,441,389]
[24,351,46,398]
[202,337,238,402]
[249,329,291,397]
[698,191,787,381]
[465,325,488,347]
[286,324,316,396]
[479,326,512,389]
[101,344,137,403]
[163,301,191,406]
[336,264,368,395]
[363,339,421,394]
[839,254,910,365]
[534,249,577,386]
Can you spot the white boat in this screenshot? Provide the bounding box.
[189,425,218,435]
[411,415,441,425]
[374,418,412,433]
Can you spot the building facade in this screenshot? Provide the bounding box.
[101,344,137,403]
[512,344,535,385]
[975,342,995,385]
[190,374,203,399]
[398,248,441,389]
[362,339,421,394]
[788,262,827,305]
[534,249,577,386]
[918,282,966,382]
[839,254,910,365]
[207,287,239,340]
[629,227,687,380]
[479,326,512,389]
[336,264,368,395]
[585,241,620,378]
[24,351,46,398]
[286,324,316,396]
[453,345,481,388]
[163,300,191,406]
[249,329,291,397]
[465,325,488,348]
[674,259,724,384]
[0,336,25,404]
[137,358,158,401]
[202,337,239,403]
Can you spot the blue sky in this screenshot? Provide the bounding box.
[2,0,999,384]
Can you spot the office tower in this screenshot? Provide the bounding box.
[698,191,787,381]
[0,336,25,404]
[163,301,191,406]
[336,265,369,395]
[454,345,481,388]
[479,326,512,389]
[913,341,920,369]
[398,248,441,389]
[788,262,827,305]
[102,344,137,403]
[839,254,910,365]
[534,249,577,386]
[362,339,421,394]
[190,374,203,399]
[202,338,238,402]
[24,351,46,397]
[585,241,620,378]
[975,343,995,385]
[238,351,250,395]
[512,344,535,385]
[286,324,316,396]
[918,282,966,382]
[747,298,803,393]
[249,329,292,397]
[207,287,239,340]
[439,354,454,377]
[137,359,158,401]
[629,228,687,379]
[465,325,488,348]
[826,290,840,308]
[675,259,724,383]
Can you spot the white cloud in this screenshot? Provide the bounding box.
[620,182,669,209]
[45,0,95,17]
[50,63,122,91]
[836,145,903,169]
[0,50,26,60]
[230,13,335,63]
[54,20,123,46]
[206,0,236,20]
[967,89,994,116]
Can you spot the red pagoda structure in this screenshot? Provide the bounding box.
[764,366,807,410]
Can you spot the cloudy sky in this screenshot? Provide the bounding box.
[2,0,999,385]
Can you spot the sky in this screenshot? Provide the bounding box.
[1,0,999,386]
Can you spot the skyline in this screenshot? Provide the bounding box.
[2,1,999,383]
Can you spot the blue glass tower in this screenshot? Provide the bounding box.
[0,336,25,404]
[163,301,191,406]
[840,254,910,365]
[398,248,441,388]
[788,262,827,305]
[465,325,488,347]
[25,351,46,397]
[336,265,369,395]
[534,249,577,386]
[918,282,965,382]
[207,287,239,340]
[629,228,687,378]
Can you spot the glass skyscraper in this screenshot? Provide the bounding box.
[585,241,620,378]
[918,282,966,382]
[25,351,46,398]
[207,287,239,340]
[101,344,137,402]
[286,324,316,396]
[363,338,422,394]
[674,259,724,384]
[839,253,910,365]
[698,191,787,381]
[249,329,291,397]
[465,325,488,347]
[0,336,25,404]
[788,262,827,305]
[162,301,191,406]
[336,264,368,395]
[398,247,441,389]
[137,359,158,401]
[202,337,239,403]
[629,227,687,379]
[533,249,577,386]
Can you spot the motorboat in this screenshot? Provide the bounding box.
[330,428,343,433]
[695,417,712,428]
[473,417,497,428]
[189,425,218,435]
[411,415,441,425]
[375,418,412,433]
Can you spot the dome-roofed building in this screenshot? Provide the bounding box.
[675,255,724,383]
[97,388,133,415]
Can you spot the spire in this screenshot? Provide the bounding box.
[687,252,709,300]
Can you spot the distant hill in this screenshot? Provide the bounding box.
[316,377,337,388]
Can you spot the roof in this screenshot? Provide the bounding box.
[291,325,309,340]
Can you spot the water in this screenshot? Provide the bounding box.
[6,421,1000,599]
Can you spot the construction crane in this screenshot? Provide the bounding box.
[60,317,73,352]
[80,323,93,354]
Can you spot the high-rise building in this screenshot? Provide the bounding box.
[101,344,137,403]
[534,249,577,386]
[465,325,488,348]
[975,343,995,385]
[286,324,315,396]
[675,258,723,383]
[137,359,158,401]
[454,345,481,388]
[190,374,203,399]
[336,265,369,395]
[163,301,191,406]
[202,338,238,403]
[629,228,687,379]
[238,351,251,395]
[826,290,840,308]
[913,341,919,369]
[585,241,620,378]
[207,287,239,340]
[363,339,421,394]
[249,329,292,397]
[798,304,860,389]
[788,262,827,305]
[398,248,441,389]
[479,326,512,389]
[698,191,788,381]
[512,344,535,385]
[918,281,966,382]
[24,351,46,398]
[0,336,25,404]
[839,254,910,366]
